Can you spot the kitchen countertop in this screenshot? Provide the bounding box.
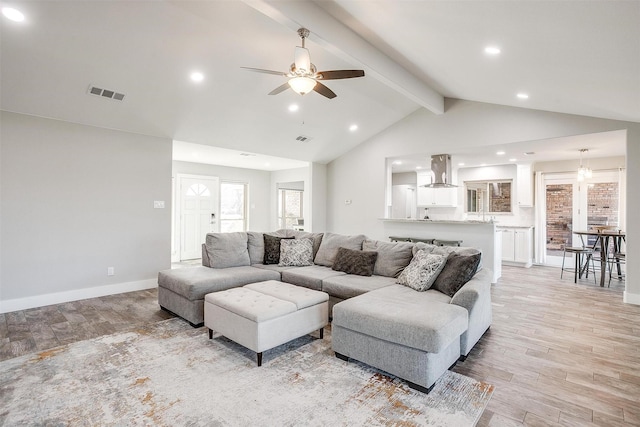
[380,218,494,225]
[495,225,535,229]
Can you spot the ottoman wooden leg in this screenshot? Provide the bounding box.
[257,352,263,367]
[208,328,213,339]
[319,327,324,339]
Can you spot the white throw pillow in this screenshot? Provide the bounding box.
[396,250,448,292]
[279,238,314,267]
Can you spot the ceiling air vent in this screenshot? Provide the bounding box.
[240,153,256,157]
[295,135,312,143]
[87,85,125,101]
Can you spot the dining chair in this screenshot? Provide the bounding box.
[608,251,625,286]
[560,238,596,284]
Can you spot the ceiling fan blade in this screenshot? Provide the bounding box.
[268,82,291,95]
[313,81,337,99]
[317,70,365,80]
[294,47,311,72]
[241,67,287,76]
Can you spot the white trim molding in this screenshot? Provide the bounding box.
[0,279,157,314]
[623,291,640,306]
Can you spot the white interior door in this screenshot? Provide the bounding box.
[178,175,219,260]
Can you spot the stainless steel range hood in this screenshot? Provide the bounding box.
[420,154,457,188]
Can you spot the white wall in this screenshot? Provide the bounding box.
[534,156,625,173]
[309,163,327,232]
[1,112,172,312]
[326,99,640,304]
[172,160,272,233]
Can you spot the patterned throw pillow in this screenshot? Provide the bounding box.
[279,238,314,267]
[396,250,448,292]
[331,247,378,277]
[263,235,294,265]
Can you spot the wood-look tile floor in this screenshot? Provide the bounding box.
[1,266,638,426]
[466,266,639,427]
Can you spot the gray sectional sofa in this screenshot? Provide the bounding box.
[157,229,492,392]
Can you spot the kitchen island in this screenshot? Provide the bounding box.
[380,218,501,282]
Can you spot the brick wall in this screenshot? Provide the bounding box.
[546,184,573,251]
[587,182,618,227]
[489,182,512,213]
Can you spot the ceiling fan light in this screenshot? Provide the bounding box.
[289,77,316,95]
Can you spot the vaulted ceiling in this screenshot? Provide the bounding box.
[2,1,638,166]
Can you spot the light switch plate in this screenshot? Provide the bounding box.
[154,201,165,209]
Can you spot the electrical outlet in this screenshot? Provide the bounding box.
[154,201,165,209]
[107,267,115,276]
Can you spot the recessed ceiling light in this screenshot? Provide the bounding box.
[480,163,487,167]
[393,160,402,165]
[2,7,25,22]
[484,46,501,55]
[509,158,517,162]
[349,124,358,132]
[517,93,529,100]
[190,71,204,82]
[416,166,422,170]
[496,151,505,155]
[288,104,299,112]
[458,162,465,166]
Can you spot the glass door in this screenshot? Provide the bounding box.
[544,175,581,267]
[543,171,619,267]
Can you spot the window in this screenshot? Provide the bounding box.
[220,182,247,232]
[465,180,512,213]
[186,183,210,197]
[278,189,303,229]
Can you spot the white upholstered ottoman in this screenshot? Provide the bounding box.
[204,280,329,366]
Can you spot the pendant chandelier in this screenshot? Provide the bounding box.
[577,148,593,182]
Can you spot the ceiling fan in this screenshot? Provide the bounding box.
[242,28,365,99]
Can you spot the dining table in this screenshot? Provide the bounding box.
[573,229,626,287]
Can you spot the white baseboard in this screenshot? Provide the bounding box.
[0,279,157,314]
[623,291,640,306]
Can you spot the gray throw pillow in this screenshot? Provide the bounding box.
[206,232,250,268]
[279,238,314,267]
[263,234,294,265]
[396,250,448,292]
[431,251,482,297]
[314,232,367,267]
[363,239,414,278]
[331,247,378,276]
[247,231,264,264]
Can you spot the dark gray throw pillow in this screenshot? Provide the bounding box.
[331,247,378,277]
[263,235,294,265]
[431,251,481,297]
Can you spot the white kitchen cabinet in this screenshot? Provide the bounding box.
[516,164,533,207]
[416,173,457,207]
[417,187,458,207]
[500,226,533,267]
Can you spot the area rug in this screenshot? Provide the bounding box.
[0,318,494,426]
